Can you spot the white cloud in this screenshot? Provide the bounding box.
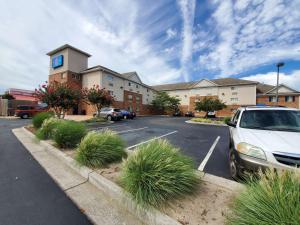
[242,70,300,90]
[177,0,196,81]
[196,0,300,77]
[166,28,177,40]
[0,0,181,93]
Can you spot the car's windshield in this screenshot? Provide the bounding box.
[240,110,300,132]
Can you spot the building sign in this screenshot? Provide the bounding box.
[52,55,64,69]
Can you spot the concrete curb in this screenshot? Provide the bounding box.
[185,120,228,127]
[16,127,181,225]
[198,171,244,191]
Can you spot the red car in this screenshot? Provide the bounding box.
[15,105,47,119]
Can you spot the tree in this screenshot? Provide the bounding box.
[82,85,114,116]
[35,82,81,119]
[151,91,181,113]
[195,97,226,117]
[1,92,15,100]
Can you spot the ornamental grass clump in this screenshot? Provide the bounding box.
[36,117,61,140]
[53,120,87,148]
[227,169,300,225]
[120,139,199,208]
[76,130,126,168]
[32,112,54,129]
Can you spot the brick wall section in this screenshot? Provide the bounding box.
[49,71,82,90]
[257,95,300,108]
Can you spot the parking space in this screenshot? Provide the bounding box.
[87,116,231,179]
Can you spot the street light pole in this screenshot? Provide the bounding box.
[276,62,284,104]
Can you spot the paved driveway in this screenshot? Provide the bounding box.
[0,118,92,225]
[88,116,231,179]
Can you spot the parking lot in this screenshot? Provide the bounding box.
[87,116,231,179]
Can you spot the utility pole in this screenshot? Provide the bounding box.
[276,62,284,104]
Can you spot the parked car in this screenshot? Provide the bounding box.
[120,109,136,119]
[15,105,47,119]
[185,111,195,117]
[173,110,182,117]
[207,111,216,118]
[227,106,300,180]
[94,108,123,121]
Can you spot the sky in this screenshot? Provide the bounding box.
[1,0,300,94]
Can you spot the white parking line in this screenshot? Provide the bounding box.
[126,130,178,150]
[93,124,127,130]
[198,136,220,171]
[116,127,148,134]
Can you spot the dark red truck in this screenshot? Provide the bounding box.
[14,105,47,119]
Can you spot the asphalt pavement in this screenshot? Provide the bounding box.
[0,118,92,225]
[88,116,231,179]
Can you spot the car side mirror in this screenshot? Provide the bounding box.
[226,121,236,128]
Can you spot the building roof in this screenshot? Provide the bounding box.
[152,78,258,91]
[81,65,157,91]
[211,78,258,86]
[122,72,136,79]
[46,44,91,57]
[256,83,275,94]
[153,81,196,91]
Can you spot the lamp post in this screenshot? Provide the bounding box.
[275,62,284,104]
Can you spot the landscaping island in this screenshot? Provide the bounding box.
[14,112,300,225]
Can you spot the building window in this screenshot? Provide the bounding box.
[109,83,113,87]
[128,82,131,86]
[285,96,295,102]
[147,89,149,92]
[128,95,133,100]
[230,98,238,102]
[269,96,277,102]
[136,84,139,88]
[232,92,238,95]
[231,87,236,90]
[106,75,113,81]
[61,73,66,79]
[108,90,114,96]
[72,74,80,80]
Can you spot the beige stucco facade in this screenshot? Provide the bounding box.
[166,82,257,109]
[47,44,156,115]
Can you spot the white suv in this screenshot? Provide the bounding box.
[227,106,300,179]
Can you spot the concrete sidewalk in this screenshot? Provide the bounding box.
[13,128,144,225]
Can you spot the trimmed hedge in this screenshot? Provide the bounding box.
[53,120,87,148]
[227,170,300,225]
[76,130,126,168]
[120,139,199,208]
[32,112,53,129]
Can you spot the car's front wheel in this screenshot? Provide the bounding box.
[21,114,29,119]
[229,149,240,180]
[124,115,127,119]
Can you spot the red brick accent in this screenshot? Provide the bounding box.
[257,95,299,108]
[49,71,82,90]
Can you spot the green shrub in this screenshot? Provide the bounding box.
[227,170,300,225]
[53,120,87,148]
[36,117,61,140]
[32,112,54,128]
[223,116,231,124]
[120,139,199,208]
[85,117,107,123]
[191,118,224,124]
[76,130,126,168]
